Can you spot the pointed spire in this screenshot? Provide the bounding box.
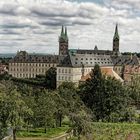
[61,25,64,36]
[65,26,67,37]
[59,25,68,42]
[130,53,133,60]
[113,23,119,40]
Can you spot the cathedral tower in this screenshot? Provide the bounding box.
[59,26,69,55]
[113,24,120,55]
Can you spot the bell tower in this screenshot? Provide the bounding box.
[113,24,120,55]
[59,26,69,56]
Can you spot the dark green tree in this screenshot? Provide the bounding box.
[58,82,93,139]
[34,90,56,132]
[45,67,56,90]
[0,81,33,140]
[79,64,132,122]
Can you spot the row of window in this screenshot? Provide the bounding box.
[58,68,92,74]
[9,63,57,67]
[12,73,36,78]
[114,67,122,72]
[58,76,71,81]
[10,68,47,73]
[58,69,71,74]
[75,58,110,61]
[75,61,112,65]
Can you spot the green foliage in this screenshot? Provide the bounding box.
[0,81,33,140]
[45,67,57,89]
[79,64,133,122]
[12,77,45,87]
[129,75,140,109]
[121,52,140,58]
[0,57,11,65]
[11,67,57,90]
[92,122,140,140]
[58,82,93,138]
[69,123,140,140]
[33,90,57,130]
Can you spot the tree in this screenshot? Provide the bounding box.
[58,82,93,139]
[0,81,33,140]
[79,64,132,122]
[129,75,140,109]
[34,90,56,132]
[45,67,57,89]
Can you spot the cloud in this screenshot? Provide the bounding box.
[0,0,139,53]
[106,0,140,10]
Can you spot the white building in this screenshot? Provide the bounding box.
[57,50,118,87]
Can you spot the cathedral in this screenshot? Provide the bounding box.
[8,24,140,86]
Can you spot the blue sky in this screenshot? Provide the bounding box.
[78,0,103,4]
[0,0,140,53]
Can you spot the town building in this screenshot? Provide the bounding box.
[9,51,59,78]
[57,50,115,87]
[8,24,140,86]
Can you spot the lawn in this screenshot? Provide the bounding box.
[69,123,140,140]
[17,125,69,138]
[92,122,140,140]
[17,123,140,140]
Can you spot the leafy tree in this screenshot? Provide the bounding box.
[58,82,93,139]
[0,81,33,140]
[45,67,57,89]
[128,75,140,114]
[79,64,132,122]
[34,90,56,132]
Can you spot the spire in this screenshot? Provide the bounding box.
[65,27,67,37]
[113,23,119,40]
[59,25,68,42]
[94,45,98,51]
[61,25,64,36]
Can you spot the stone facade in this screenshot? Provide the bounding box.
[56,51,114,87]
[9,51,59,78]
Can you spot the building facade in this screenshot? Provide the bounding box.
[9,51,59,78]
[8,24,140,86]
[57,50,115,87]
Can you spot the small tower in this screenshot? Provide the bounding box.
[59,26,69,55]
[113,24,120,55]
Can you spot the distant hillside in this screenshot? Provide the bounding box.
[0,54,16,58]
[0,53,56,58]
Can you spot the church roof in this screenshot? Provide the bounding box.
[111,55,139,66]
[9,51,59,63]
[69,49,113,55]
[58,50,113,67]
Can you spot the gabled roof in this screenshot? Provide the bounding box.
[9,51,59,63]
[59,50,113,67]
[80,67,124,82]
[111,55,139,66]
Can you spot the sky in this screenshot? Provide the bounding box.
[0,0,140,54]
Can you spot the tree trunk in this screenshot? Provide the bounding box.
[45,127,47,133]
[27,120,29,132]
[59,114,62,127]
[13,128,16,140]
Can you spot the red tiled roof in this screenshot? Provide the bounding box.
[80,67,123,82]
